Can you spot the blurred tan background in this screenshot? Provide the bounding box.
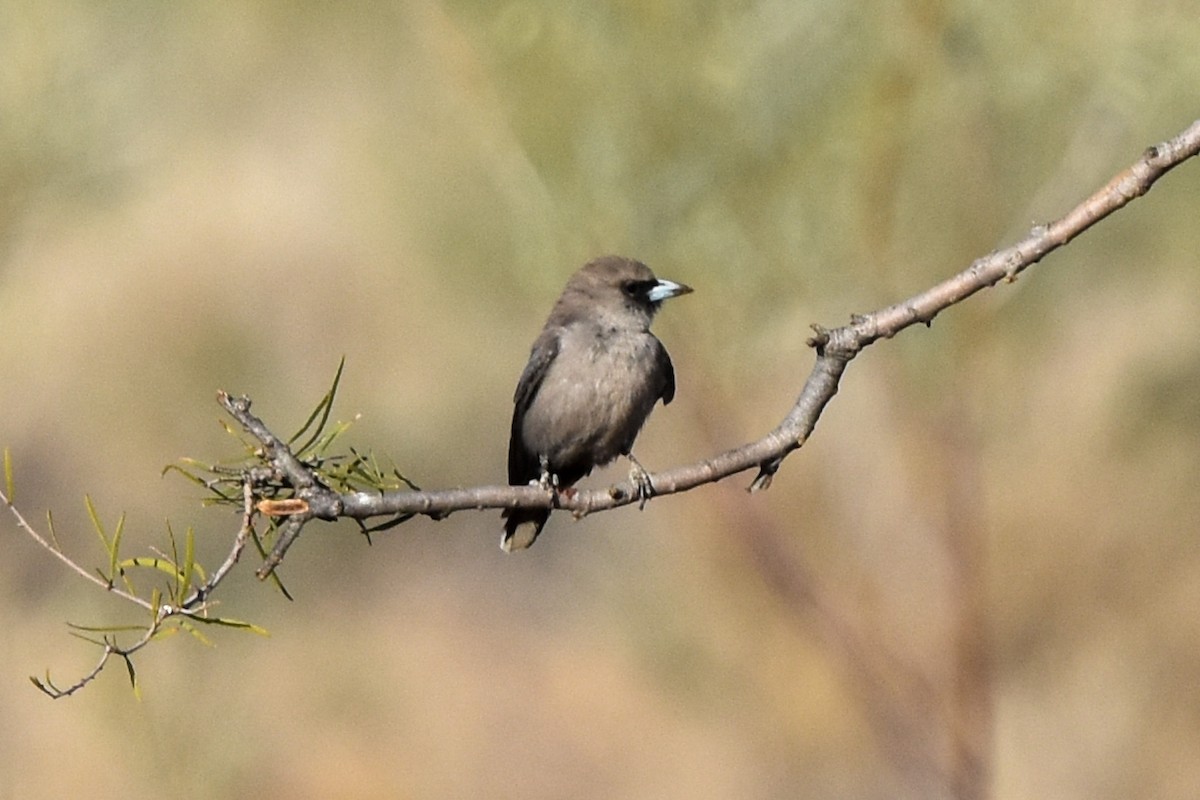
[2,2,1199,798]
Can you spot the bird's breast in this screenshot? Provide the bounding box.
[521,326,664,470]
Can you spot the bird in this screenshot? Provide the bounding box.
[501,255,692,552]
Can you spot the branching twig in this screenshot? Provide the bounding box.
[33,614,162,699]
[4,453,268,698]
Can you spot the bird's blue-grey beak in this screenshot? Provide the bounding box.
[647,279,693,303]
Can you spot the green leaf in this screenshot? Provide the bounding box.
[67,622,148,634]
[117,567,137,598]
[46,509,61,550]
[217,418,255,451]
[109,512,126,584]
[310,418,354,458]
[160,462,206,485]
[250,525,293,601]
[391,466,421,492]
[85,495,108,549]
[3,447,13,503]
[180,527,196,601]
[179,620,215,647]
[31,672,60,696]
[121,556,184,581]
[151,626,180,641]
[167,519,180,567]
[164,521,182,599]
[162,462,242,504]
[66,630,109,646]
[121,654,140,700]
[290,357,345,455]
[193,616,270,636]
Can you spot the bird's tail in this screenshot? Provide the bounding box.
[500,508,549,552]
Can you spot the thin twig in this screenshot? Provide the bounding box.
[33,609,167,698]
[183,478,257,608]
[1,488,152,611]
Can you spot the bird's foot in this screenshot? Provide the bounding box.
[536,456,558,492]
[626,453,655,510]
[555,486,580,514]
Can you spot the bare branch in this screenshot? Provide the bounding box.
[220,118,1200,572]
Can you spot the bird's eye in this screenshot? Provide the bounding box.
[620,280,640,298]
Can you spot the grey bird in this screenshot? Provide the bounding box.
[501,255,693,551]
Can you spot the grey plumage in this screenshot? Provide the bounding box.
[501,255,692,551]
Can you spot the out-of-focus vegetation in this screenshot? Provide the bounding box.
[1,2,1198,798]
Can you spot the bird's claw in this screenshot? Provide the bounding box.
[627,454,654,510]
[537,456,558,492]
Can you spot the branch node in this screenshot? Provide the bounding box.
[748,457,783,493]
[806,324,830,352]
[256,516,306,580]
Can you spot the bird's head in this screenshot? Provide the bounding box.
[562,255,692,328]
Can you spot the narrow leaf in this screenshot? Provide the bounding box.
[392,467,421,492]
[66,631,109,646]
[121,556,185,582]
[166,520,180,571]
[250,524,294,601]
[93,567,113,588]
[85,495,108,549]
[164,520,182,599]
[3,447,13,503]
[161,463,206,485]
[46,509,62,550]
[151,626,181,641]
[122,655,139,699]
[196,616,271,636]
[290,357,345,454]
[180,621,214,647]
[180,527,196,600]
[162,463,241,504]
[67,622,147,634]
[108,512,126,584]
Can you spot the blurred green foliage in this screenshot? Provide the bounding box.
[1,2,1198,798]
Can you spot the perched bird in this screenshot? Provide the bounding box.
[501,255,692,551]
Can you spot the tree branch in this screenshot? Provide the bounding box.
[223,118,1200,573]
[10,118,1199,697]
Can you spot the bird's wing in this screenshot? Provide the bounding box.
[513,328,559,410]
[508,329,560,484]
[657,339,676,405]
